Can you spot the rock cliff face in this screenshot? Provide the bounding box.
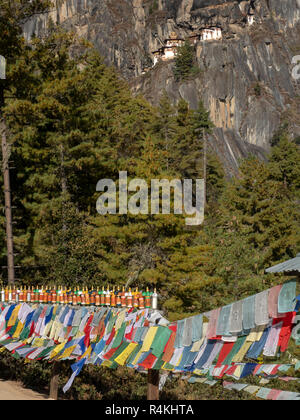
[23,0,300,175]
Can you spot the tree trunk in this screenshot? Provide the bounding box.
[202,128,207,207]
[0,96,15,284]
[60,143,68,233]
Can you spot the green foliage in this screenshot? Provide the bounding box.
[173,40,199,82]
[0,349,263,400]
[208,152,300,304]
[217,156,299,266]
[253,82,262,97]
[0,9,299,399]
[270,121,289,146]
[206,152,225,206]
[268,136,300,198]
[0,0,54,281]
[33,203,101,287]
[149,0,159,15]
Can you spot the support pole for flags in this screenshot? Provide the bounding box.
[49,361,60,400]
[147,369,159,400]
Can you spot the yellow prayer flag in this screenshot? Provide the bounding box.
[54,323,63,342]
[193,369,204,376]
[49,321,59,340]
[247,325,265,342]
[231,342,252,362]
[49,342,66,359]
[7,304,21,327]
[191,337,205,352]
[114,343,138,366]
[101,360,113,368]
[131,348,144,366]
[32,337,44,347]
[233,365,243,379]
[26,336,34,345]
[12,321,24,339]
[80,345,92,360]
[57,345,77,360]
[53,305,59,316]
[141,326,157,352]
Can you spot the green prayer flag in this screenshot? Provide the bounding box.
[151,326,172,358]
[223,336,247,365]
[112,322,126,349]
[19,326,30,341]
[38,345,56,359]
[152,354,165,370]
[105,314,116,335]
[126,343,142,365]
[110,342,129,362]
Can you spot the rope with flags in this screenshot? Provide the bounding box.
[0,280,298,395]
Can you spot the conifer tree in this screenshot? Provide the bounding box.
[3,30,118,281]
[3,25,227,316]
[154,90,177,173]
[4,28,164,285]
[268,135,300,198]
[169,98,202,179]
[173,39,196,82]
[216,156,299,272]
[0,0,52,282]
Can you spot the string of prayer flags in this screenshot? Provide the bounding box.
[222,381,300,400]
[0,280,298,393]
[185,376,300,400]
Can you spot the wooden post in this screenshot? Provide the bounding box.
[0,83,15,284]
[49,361,60,400]
[147,369,159,400]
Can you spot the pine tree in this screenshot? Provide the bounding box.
[153,90,177,173]
[168,98,202,179]
[4,28,167,286]
[3,30,126,282]
[3,20,226,320]
[173,40,197,82]
[206,151,225,206]
[0,0,52,282]
[268,135,300,198]
[35,202,100,287]
[216,156,299,271]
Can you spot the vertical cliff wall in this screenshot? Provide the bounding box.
[23,0,300,175]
